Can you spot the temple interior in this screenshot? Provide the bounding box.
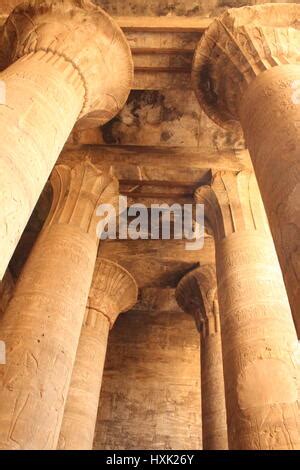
[0,0,299,451]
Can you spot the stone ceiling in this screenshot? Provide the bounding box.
[2,0,296,17]
[96,0,297,17]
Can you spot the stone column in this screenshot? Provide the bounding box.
[0,0,133,279]
[58,259,138,450]
[0,162,118,450]
[176,265,228,450]
[192,3,300,335]
[195,171,300,450]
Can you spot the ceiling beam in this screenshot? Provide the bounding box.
[115,16,213,33]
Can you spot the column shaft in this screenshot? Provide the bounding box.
[176,266,228,450]
[0,51,84,279]
[217,231,300,449]
[191,4,300,336]
[0,163,117,449]
[58,259,138,450]
[240,64,300,334]
[0,0,133,279]
[201,322,227,450]
[0,224,96,449]
[58,306,109,450]
[196,171,300,449]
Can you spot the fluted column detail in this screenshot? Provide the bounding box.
[0,0,133,279]
[0,162,118,450]
[58,258,138,450]
[192,3,300,334]
[195,170,300,450]
[176,265,228,450]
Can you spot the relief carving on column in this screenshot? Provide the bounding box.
[86,258,139,328]
[192,4,300,128]
[176,265,228,450]
[195,170,269,240]
[195,170,300,449]
[0,162,120,449]
[57,259,138,450]
[0,0,134,129]
[45,161,119,242]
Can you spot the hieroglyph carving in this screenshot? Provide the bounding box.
[58,258,138,450]
[0,0,133,280]
[0,162,118,450]
[192,3,300,335]
[195,171,300,450]
[176,265,228,450]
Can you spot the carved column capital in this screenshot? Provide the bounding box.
[192,3,300,128]
[176,265,220,337]
[87,258,138,328]
[46,161,118,242]
[194,170,268,241]
[0,0,133,129]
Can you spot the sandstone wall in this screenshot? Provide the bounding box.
[94,290,202,450]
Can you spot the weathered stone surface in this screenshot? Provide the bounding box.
[59,258,138,450]
[192,3,300,335]
[72,90,245,149]
[1,1,22,13]
[196,171,300,450]
[10,143,233,289]
[240,65,300,336]
[0,162,118,450]
[1,0,299,452]
[0,0,133,128]
[96,0,297,18]
[176,265,228,450]
[94,301,201,450]
[192,3,300,128]
[2,0,297,18]
[61,145,252,183]
[0,0,132,280]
